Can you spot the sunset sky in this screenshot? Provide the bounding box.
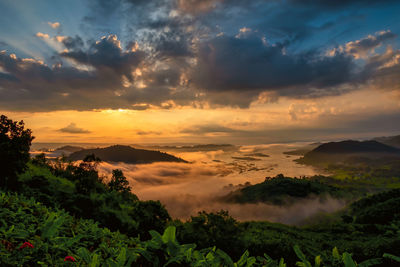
[1,0,400,144]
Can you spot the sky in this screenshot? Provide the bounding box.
[1,0,400,144]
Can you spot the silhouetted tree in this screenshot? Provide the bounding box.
[0,115,34,189]
[108,169,131,193]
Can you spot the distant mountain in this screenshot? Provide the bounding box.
[311,140,399,154]
[55,145,84,153]
[374,135,400,148]
[297,140,400,166]
[283,142,322,156]
[69,145,187,164]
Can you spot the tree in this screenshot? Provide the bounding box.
[0,115,34,188]
[108,169,131,193]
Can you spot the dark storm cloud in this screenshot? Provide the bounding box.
[61,34,145,81]
[0,0,399,111]
[0,33,201,111]
[191,35,356,101]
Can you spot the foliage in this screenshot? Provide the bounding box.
[2,191,398,266]
[108,169,131,193]
[17,161,170,239]
[2,114,400,266]
[0,115,34,189]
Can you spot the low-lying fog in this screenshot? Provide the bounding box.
[93,143,343,224]
[32,143,344,224]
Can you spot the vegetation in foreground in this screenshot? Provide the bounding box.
[2,191,400,266]
[1,114,400,266]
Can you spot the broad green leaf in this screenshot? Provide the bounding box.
[162,226,176,244]
[216,249,234,266]
[279,258,287,267]
[342,252,357,267]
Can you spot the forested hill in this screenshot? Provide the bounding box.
[220,174,342,205]
[310,140,399,154]
[297,140,400,166]
[68,145,187,164]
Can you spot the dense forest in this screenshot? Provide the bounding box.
[1,114,400,266]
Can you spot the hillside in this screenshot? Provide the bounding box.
[68,145,187,163]
[310,140,399,154]
[54,145,84,153]
[297,140,400,166]
[2,115,400,266]
[374,135,400,148]
[283,142,322,156]
[220,174,342,205]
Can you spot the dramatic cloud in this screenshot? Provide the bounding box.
[58,123,91,133]
[337,30,397,59]
[191,34,356,106]
[60,34,145,81]
[0,0,399,111]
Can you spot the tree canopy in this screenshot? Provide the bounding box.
[0,115,34,188]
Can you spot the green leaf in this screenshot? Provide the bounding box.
[236,250,249,267]
[216,249,234,266]
[246,257,257,267]
[116,247,126,265]
[40,212,65,240]
[314,255,322,267]
[89,253,100,267]
[332,247,340,260]
[279,258,287,267]
[162,226,176,244]
[293,245,312,267]
[77,247,91,263]
[342,252,357,267]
